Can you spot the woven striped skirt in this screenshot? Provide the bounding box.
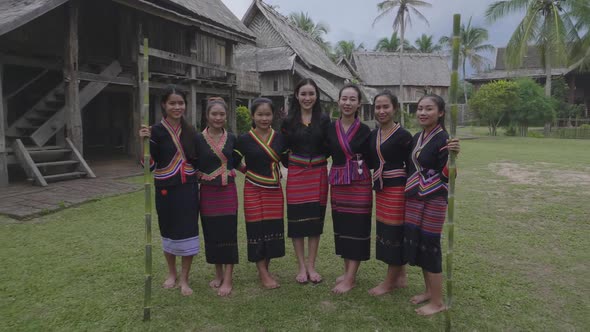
[244,180,285,262]
[403,196,447,273]
[286,163,328,238]
[155,182,200,257]
[331,178,373,261]
[200,183,239,264]
[375,186,406,265]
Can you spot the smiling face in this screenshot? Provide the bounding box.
[416,97,444,130]
[296,84,318,112]
[374,95,396,126]
[162,93,186,121]
[206,103,227,130]
[338,87,361,118]
[253,103,273,130]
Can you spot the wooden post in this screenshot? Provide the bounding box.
[0,64,8,187]
[226,42,237,133]
[132,23,143,159]
[65,0,82,153]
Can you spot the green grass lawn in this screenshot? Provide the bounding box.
[1,136,589,331]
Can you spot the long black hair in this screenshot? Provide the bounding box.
[160,86,196,161]
[285,78,322,133]
[250,97,275,129]
[338,83,363,118]
[417,94,446,131]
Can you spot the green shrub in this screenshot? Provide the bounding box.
[527,130,544,138]
[236,106,251,134]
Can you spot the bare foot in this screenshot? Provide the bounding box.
[410,292,431,305]
[209,278,223,289]
[217,281,232,297]
[368,281,395,296]
[335,274,345,284]
[260,274,280,289]
[332,279,355,294]
[162,275,176,289]
[179,282,193,296]
[308,269,322,284]
[295,268,308,284]
[416,302,446,316]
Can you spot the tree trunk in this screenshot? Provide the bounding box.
[543,45,552,136]
[399,15,405,127]
[462,58,468,104]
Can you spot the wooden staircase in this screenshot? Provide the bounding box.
[6,60,122,186]
[12,138,96,186]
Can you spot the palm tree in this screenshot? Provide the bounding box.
[486,0,578,98]
[288,11,331,51]
[335,40,366,62]
[414,33,442,53]
[374,32,412,52]
[568,0,590,71]
[440,17,495,103]
[373,0,432,122]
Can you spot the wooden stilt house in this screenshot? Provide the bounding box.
[0,0,256,187]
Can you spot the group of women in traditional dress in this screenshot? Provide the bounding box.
[138,78,459,316]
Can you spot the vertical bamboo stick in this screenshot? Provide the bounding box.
[142,38,152,322]
[445,14,460,332]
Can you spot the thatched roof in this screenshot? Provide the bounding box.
[352,52,451,87]
[467,68,570,82]
[0,0,256,43]
[234,45,295,72]
[164,0,255,41]
[294,63,339,101]
[0,0,67,36]
[243,0,349,79]
[467,45,571,82]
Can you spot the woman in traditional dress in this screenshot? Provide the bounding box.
[367,91,413,296]
[196,99,240,297]
[138,87,199,296]
[404,94,460,315]
[234,98,288,289]
[327,84,373,294]
[280,78,330,284]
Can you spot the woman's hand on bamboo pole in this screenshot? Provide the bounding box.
[139,125,152,138]
[447,138,460,154]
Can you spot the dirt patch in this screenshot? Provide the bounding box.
[489,162,590,188]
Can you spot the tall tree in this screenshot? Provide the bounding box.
[335,40,366,62]
[373,0,432,123]
[414,33,442,53]
[375,32,412,52]
[288,11,331,51]
[568,0,590,71]
[440,17,495,103]
[486,0,578,98]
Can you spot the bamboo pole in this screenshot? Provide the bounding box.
[445,14,460,332]
[142,38,152,322]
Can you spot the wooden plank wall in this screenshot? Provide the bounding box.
[260,72,292,95]
[192,32,227,79]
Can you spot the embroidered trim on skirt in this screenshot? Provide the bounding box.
[155,182,200,256]
[331,178,372,261]
[403,196,447,273]
[244,180,285,262]
[200,183,239,264]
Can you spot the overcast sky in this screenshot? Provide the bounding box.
[221,0,525,72]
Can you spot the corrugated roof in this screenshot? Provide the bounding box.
[352,52,451,87]
[0,0,67,36]
[234,45,295,72]
[245,0,350,79]
[294,62,339,101]
[165,0,255,40]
